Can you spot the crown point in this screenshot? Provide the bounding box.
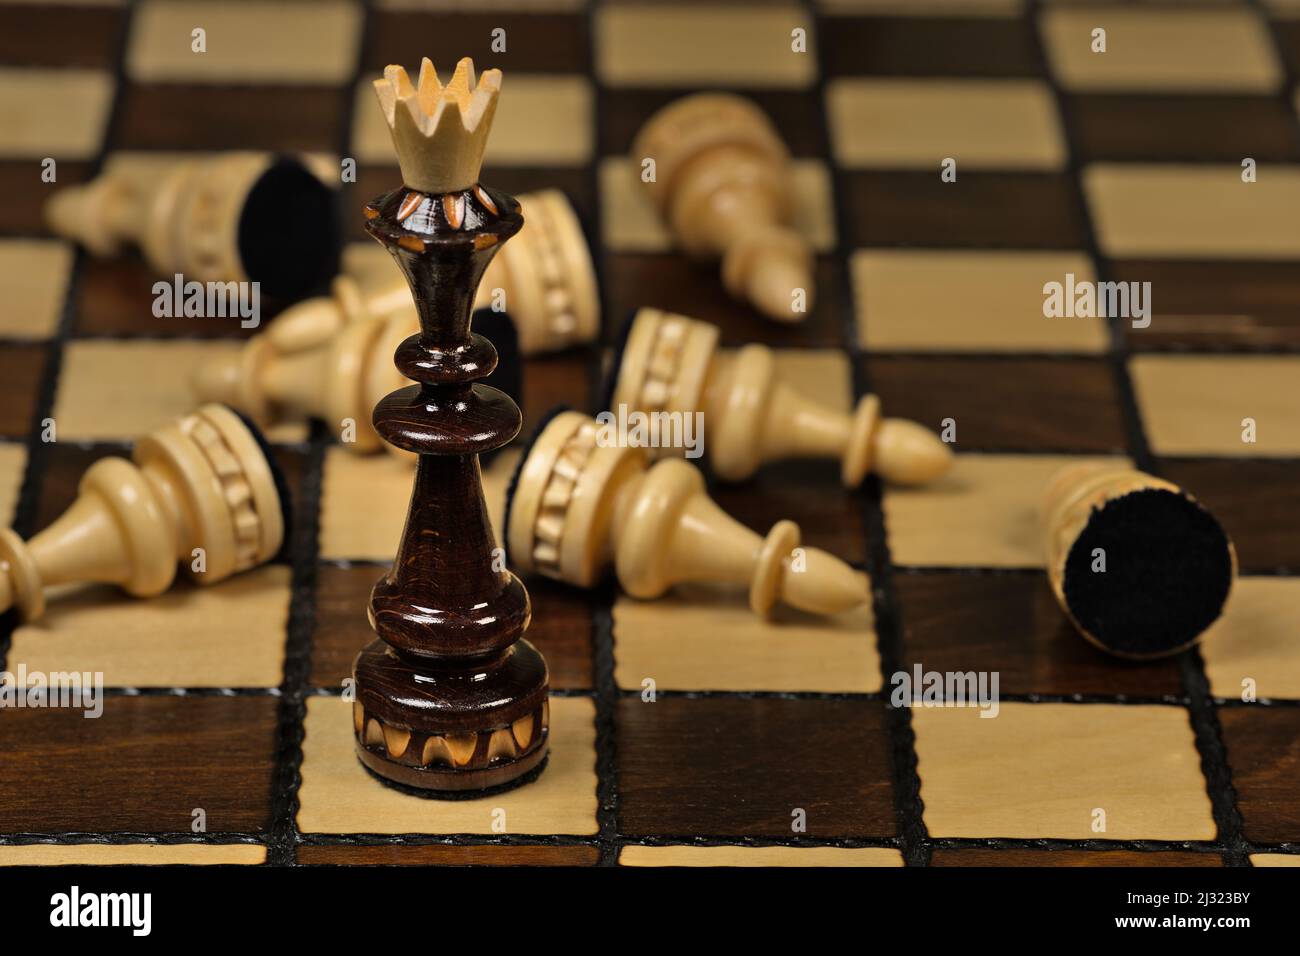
[372,57,503,195]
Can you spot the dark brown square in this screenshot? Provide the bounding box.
[1114,261,1300,351]
[114,84,346,152]
[365,12,588,74]
[864,357,1127,453]
[310,564,594,691]
[711,459,866,564]
[0,161,94,235]
[1272,21,1300,77]
[602,255,844,349]
[1066,95,1300,164]
[0,696,278,833]
[842,172,1087,249]
[74,257,272,337]
[894,572,1184,698]
[616,696,895,838]
[0,3,126,68]
[821,16,1039,78]
[0,344,48,438]
[33,444,111,530]
[1157,459,1300,573]
[601,90,827,157]
[1218,706,1300,845]
[297,844,599,865]
[522,350,594,436]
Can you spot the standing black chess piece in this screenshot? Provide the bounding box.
[351,58,549,793]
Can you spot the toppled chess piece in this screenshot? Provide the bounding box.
[632,93,814,323]
[45,152,339,300]
[1043,463,1237,659]
[351,58,548,794]
[506,409,869,618]
[212,188,594,363]
[191,289,520,459]
[606,308,952,486]
[0,405,285,624]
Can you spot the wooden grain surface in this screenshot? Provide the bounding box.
[0,697,279,834]
[616,697,896,838]
[0,0,1296,866]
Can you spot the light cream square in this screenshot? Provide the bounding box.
[1085,164,1300,259]
[8,566,290,688]
[53,340,307,442]
[915,702,1215,840]
[1040,7,1282,93]
[297,695,598,834]
[596,5,816,88]
[1131,356,1300,456]
[0,240,73,339]
[0,844,266,865]
[128,0,362,83]
[851,250,1108,353]
[600,157,835,253]
[1203,578,1300,702]
[0,68,113,159]
[613,592,879,693]
[826,79,1065,170]
[884,454,1130,568]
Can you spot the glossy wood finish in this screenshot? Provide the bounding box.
[4,2,1299,866]
[1219,707,1300,845]
[0,697,278,834]
[115,84,345,152]
[616,697,896,838]
[313,565,592,691]
[0,345,48,436]
[603,254,844,347]
[843,171,1087,249]
[1068,95,1300,163]
[895,572,1185,698]
[351,106,549,790]
[823,16,1039,78]
[1158,459,1300,572]
[365,12,587,75]
[0,2,125,69]
[865,357,1127,453]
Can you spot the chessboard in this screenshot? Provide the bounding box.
[0,0,1298,869]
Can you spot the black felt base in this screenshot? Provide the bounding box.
[237,158,340,301]
[1063,488,1234,658]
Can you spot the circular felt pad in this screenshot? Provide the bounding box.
[237,158,340,300]
[1063,488,1234,658]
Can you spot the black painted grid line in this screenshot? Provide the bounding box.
[263,0,378,867]
[809,3,930,866]
[585,0,624,869]
[1,0,1297,865]
[1025,0,1248,866]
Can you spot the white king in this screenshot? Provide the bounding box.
[372,57,502,195]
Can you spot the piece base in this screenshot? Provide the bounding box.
[356,739,549,795]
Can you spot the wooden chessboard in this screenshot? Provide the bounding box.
[0,0,1298,869]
